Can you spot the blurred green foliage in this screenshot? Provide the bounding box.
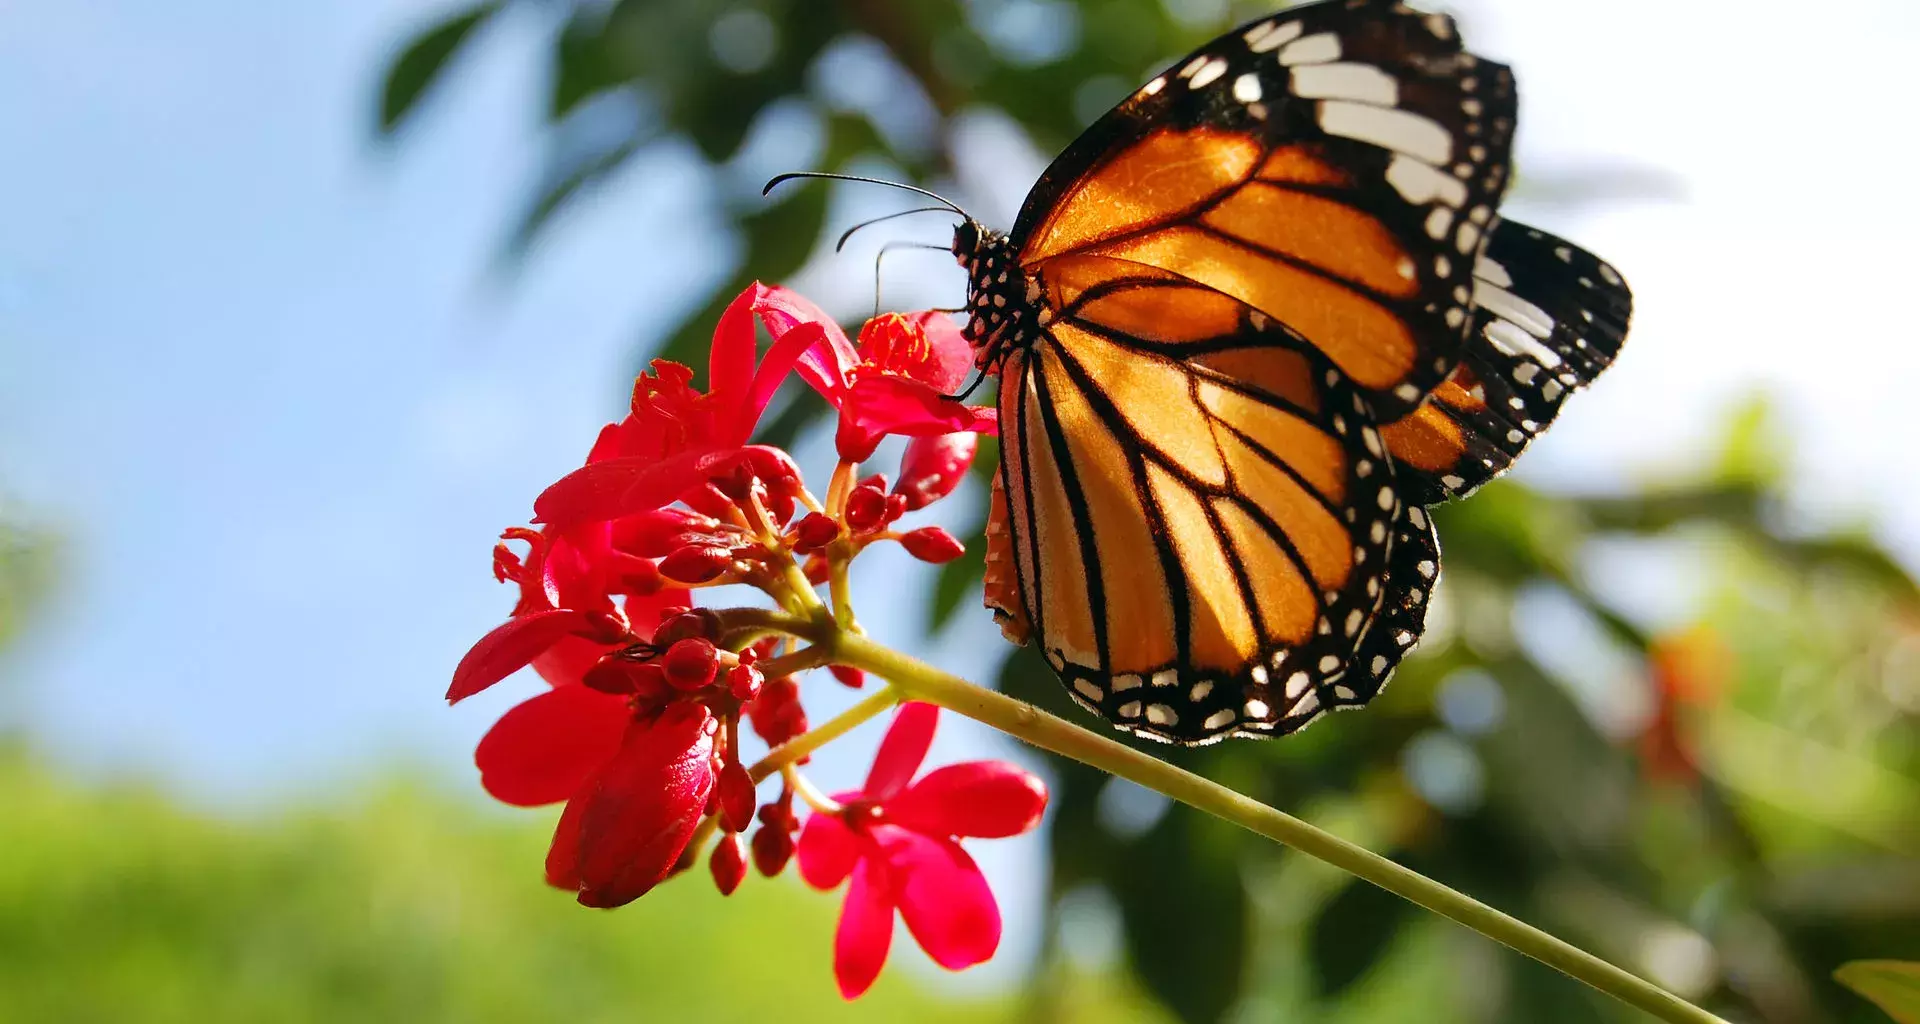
[1835,961,1920,1023]
[0,744,1176,1023]
[369,5,1920,1022]
[0,506,54,661]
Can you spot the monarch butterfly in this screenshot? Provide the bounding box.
[781,0,1631,745]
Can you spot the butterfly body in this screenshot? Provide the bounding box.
[944,0,1631,745]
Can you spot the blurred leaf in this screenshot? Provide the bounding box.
[1836,961,1920,1024]
[377,2,503,134]
[1308,877,1413,999]
[1114,813,1248,1024]
[504,132,648,259]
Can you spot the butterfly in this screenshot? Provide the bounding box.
[777,0,1631,745]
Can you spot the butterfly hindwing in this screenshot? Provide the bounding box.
[1381,219,1634,504]
[991,293,1417,743]
[1011,0,1517,420]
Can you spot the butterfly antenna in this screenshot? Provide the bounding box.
[765,171,969,218]
[835,206,956,252]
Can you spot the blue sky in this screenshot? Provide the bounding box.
[3,0,1919,984]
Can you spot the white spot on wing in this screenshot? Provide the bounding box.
[1202,709,1236,731]
[1319,102,1452,164]
[1189,58,1229,90]
[1232,73,1262,103]
[1476,281,1558,340]
[1386,154,1467,207]
[1278,32,1342,66]
[1074,679,1104,702]
[1245,20,1304,54]
[1289,62,1397,105]
[1146,704,1178,726]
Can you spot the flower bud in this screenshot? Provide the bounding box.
[750,824,794,877]
[727,664,763,702]
[830,665,866,689]
[619,508,713,558]
[710,834,748,895]
[662,638,720,691]
[652,608,720,647]
[844,485,890,534]
[899,526,965,564]
[718,760,757,833]
[767,489,798,529]
[857,473,889,492]
[895,432,978,510]
[792,512,841,553]
[659,544,732,584]
[577,609,635,645]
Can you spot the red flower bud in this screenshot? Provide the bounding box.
[663,638,720,690]
[750,823,794,877]
[830,665,866,689]
[884,493,909,524]
[844,485,889,533]
[618,508,714,558]
[718,760,757,833]
[652,608,720,647]
[659,544,732,584]
[767,489,797,529]
[857,473,889,492]
[727,664,763,702]
[803,555,830,585]
[895,432,978,510]
[710,833,747,895]
[792,512,841,553]
[899,526,965,564]
[583,656,670,698]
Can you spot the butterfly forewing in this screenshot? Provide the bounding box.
[1011,0,1517,419]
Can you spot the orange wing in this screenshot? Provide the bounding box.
[988,276,1431,743]
[1010,1,1516,420]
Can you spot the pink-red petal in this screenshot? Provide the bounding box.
[896,311,973,393]
[796,810,862,890]
[572,703,716,908]
[885,761,1049,838]
[834,854,895,1000]
[533,445,792,531]
[864,701,939,799]
[741,321,829,437]
[448,609,613,703]
[755,284,856,399]
[707,285,762,440]
[475,685,631,807]
[880,826,1000,971]
[544,789,589,891]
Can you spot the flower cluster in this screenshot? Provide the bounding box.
[447,283,1044,995]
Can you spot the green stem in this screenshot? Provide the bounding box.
[747,684,900,785]
[827,631,1728,1024]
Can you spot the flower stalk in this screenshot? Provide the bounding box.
[820,628,1730,1024]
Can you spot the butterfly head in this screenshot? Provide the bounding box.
[953,221,1039,373]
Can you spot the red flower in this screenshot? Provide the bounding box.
[766,295,997,463]
[468,589,734,908]
[534,283,828,532]
[795,703,1047,999]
